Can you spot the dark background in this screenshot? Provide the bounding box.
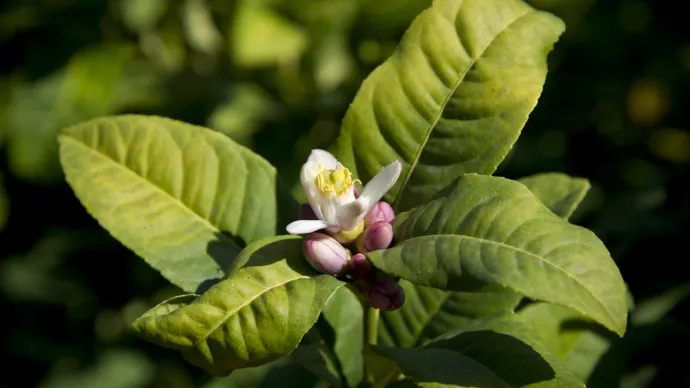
[1,0,688,387]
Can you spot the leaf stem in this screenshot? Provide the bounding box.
[366,306,380,346]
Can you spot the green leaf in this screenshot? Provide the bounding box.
[379,282,521,347]
[518,302,611,382]
[289,324,343,386]
[183,0,223,55]
[38,349,154,388]
[631,283,690,326]
[336,0,565,212]
[207,84,274,147]
[131,236,344,376]
[202,359,289,388]
[373,312,584,387]
[374,282,522,387]
[367,174,627,336]
[8,44,134,183]
[519,173,590,220]
[119,0,167,33]
[290,343,341,386]
[230,1,308,68]
[59,115,299,293]
[322,286,364,387]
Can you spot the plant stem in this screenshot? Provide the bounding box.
[362,304,380,387]
[366,306,380,346]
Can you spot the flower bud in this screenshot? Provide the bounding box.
[349,253,374,282]
[366,202,395,225]
[357,221,393,253]
[300,204,318,220]
[354,186,361,198]
[368,278,405,311]
[303,233,351,276]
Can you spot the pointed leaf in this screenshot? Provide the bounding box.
[519,173,590,220]
[336,0,565,211]
[59,115,298,293]
[374,312,583,387]
[131,236,344,376]
[290,343,342,386]
[322,286,364,387]
[631,282,690,326]
[518,302,611,382]
[367,174,627,335]
[379,282,521,348]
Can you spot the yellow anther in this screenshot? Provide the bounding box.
[315,163,360,196]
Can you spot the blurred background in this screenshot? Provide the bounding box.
[1,0,689,387]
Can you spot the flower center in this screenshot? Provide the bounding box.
[315,163,359,196]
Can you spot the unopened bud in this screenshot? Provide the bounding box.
[368,278,405,311]
[303,233,351,276]
[349,253,374,282]
[357,221,393,253]
[354,186,361,198]
[300,204,318,220]
[366,202,395,225]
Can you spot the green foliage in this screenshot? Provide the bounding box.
[374,311,584,387]
[59,115,298,292]
[336,0,564,212]
[4,0,687,386]
[131,236,344,376]
[322,286,365,387]
[518,302,611,382]
[518,173,590,219]
[368,174,628,335]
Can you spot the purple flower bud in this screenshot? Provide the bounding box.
[366,202,395,225]
[300,204,318,220]
[354,186,361,198]
[303,233,351,276]
[368,278,405,311]
[360,221,393,252]
[349,253,374,282]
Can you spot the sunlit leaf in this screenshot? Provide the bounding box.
[8,44,134,182]
[131,236,344,376]
[230,2,307,67]
[208,84,274,146]
[119,0,167,33]
[183,0,223,55]
[336,0,565,211]
[59,115,298,292]
[518,173,590,220]
[368,174,628,336]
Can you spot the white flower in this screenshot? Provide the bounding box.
[286,149,402,235]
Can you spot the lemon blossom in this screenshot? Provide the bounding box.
[286,149,402,235]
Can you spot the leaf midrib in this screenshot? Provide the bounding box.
[393,7,532,210]
[395,234,619,333]
[60,133,240,250]
[196,272,309,344]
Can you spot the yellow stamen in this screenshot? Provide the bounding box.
[315,163,360,196]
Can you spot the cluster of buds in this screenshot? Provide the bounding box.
[301,198,404,311]
[287,149,405,310]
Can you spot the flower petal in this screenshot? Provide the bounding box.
[335,160,402,231]
[307,149,339,170]
[360,160,402,206]
[336,199,367,231]
[286,219,330,234]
